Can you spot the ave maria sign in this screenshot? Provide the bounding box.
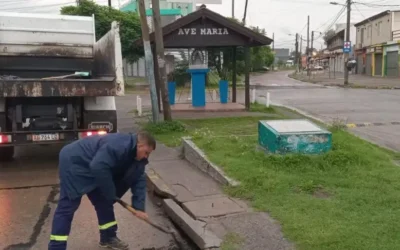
[178,27,229,36]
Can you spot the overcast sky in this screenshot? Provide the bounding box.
[0,0,398,51]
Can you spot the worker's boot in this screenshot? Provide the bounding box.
[99,236,129,250]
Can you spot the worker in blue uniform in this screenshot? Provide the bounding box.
[48,131,156,250]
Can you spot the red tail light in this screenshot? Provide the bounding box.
[0,135,12,144]
[79,130,107,139]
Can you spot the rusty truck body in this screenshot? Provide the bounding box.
[0,12,124,161]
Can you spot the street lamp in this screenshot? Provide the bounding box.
[330,2,345,6]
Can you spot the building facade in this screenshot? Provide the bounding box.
[354,10,400,77]
[326,23,356,73]
[273,48,290,64]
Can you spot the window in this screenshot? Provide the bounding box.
[377,21,382,36]
[360,28,364,44]
[367,25,372,38]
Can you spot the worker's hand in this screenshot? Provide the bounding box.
[135,211,149,220]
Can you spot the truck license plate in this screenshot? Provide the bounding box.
[32,133,60,142]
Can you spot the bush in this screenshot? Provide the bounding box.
[168,61,191,88]
[144,120,186,134]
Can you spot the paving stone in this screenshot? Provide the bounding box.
[163,199,222,249]
[171,184,196,203]
[149,159,222,197]
[182,197,245,219]
[149,143,181,161]
[172,184,226,204]
[205,212,295,250]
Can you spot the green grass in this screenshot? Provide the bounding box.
[221,232,244,250]
[125,77,147,86]
[143,116,268,147]
[249,102,277,113]
[143,107,400,250]
[194,131,400,250]
[143,104,285,147]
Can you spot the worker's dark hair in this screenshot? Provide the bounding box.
[137,131,156,150]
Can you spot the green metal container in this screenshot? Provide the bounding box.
[258,119,332,154]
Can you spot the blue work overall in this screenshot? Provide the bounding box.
[48,187,117,250]
[47,133,147,250]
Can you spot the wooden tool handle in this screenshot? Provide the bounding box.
[116,198,139,215]
[115,198,173,234]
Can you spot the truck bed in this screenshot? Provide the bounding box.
[0,12,125,97]
[0,77,118,97]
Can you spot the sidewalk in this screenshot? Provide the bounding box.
[289,71,400,89]
[146,143,294,250]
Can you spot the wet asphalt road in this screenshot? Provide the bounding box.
[0,95,190,250]
[253,71,400,151]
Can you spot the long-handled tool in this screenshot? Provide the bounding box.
[115,198,175,235]
[41,71,90,80]
[116,198,190,249]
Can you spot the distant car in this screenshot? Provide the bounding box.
[313,65,324,70]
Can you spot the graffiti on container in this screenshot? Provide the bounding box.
[285,134,329,154]
[1,80,116,97]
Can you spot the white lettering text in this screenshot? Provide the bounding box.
[178,28,229,36]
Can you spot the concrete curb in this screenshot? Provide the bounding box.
[182,137,240,187]
[163,199,223,249]
[271,102,328,126]
[145,168,177,198]
[146,169,223,249]
[289,74,400,90]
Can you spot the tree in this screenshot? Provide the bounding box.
[251,46,274,70]
[218,23,274,74]
[323,29,336,45]
[61,0,143,62]
[195,17,275,80]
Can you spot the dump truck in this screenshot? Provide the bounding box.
[0,12,124,161]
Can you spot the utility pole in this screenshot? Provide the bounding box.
[108,0,111,7]
[232,0,235,18]
[295,33,299,72]
[311,31,314,54]
[306,15,310,76]
[299,35,303,71]
[310,31,314,66]
[242,0,249,25]
[344,0,351,86]
[152,0,172,121]
[272,32,275,70]
[138,0,160,122]
[243,0,250,110]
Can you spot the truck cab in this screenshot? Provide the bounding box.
[0,12,124,161]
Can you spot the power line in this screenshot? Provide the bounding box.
[323,6,346,32]
[314,6,346,41]
[0,2,76,12]
[353,3,382,33]
[271,0,333,5]
[315,6,345,32]
[355,1,400,7]
[298,23,307,35]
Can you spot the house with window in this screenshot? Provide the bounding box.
[354,10,400,77]
[326,23,356,73]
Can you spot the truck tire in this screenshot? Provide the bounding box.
[0,146,14,162]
